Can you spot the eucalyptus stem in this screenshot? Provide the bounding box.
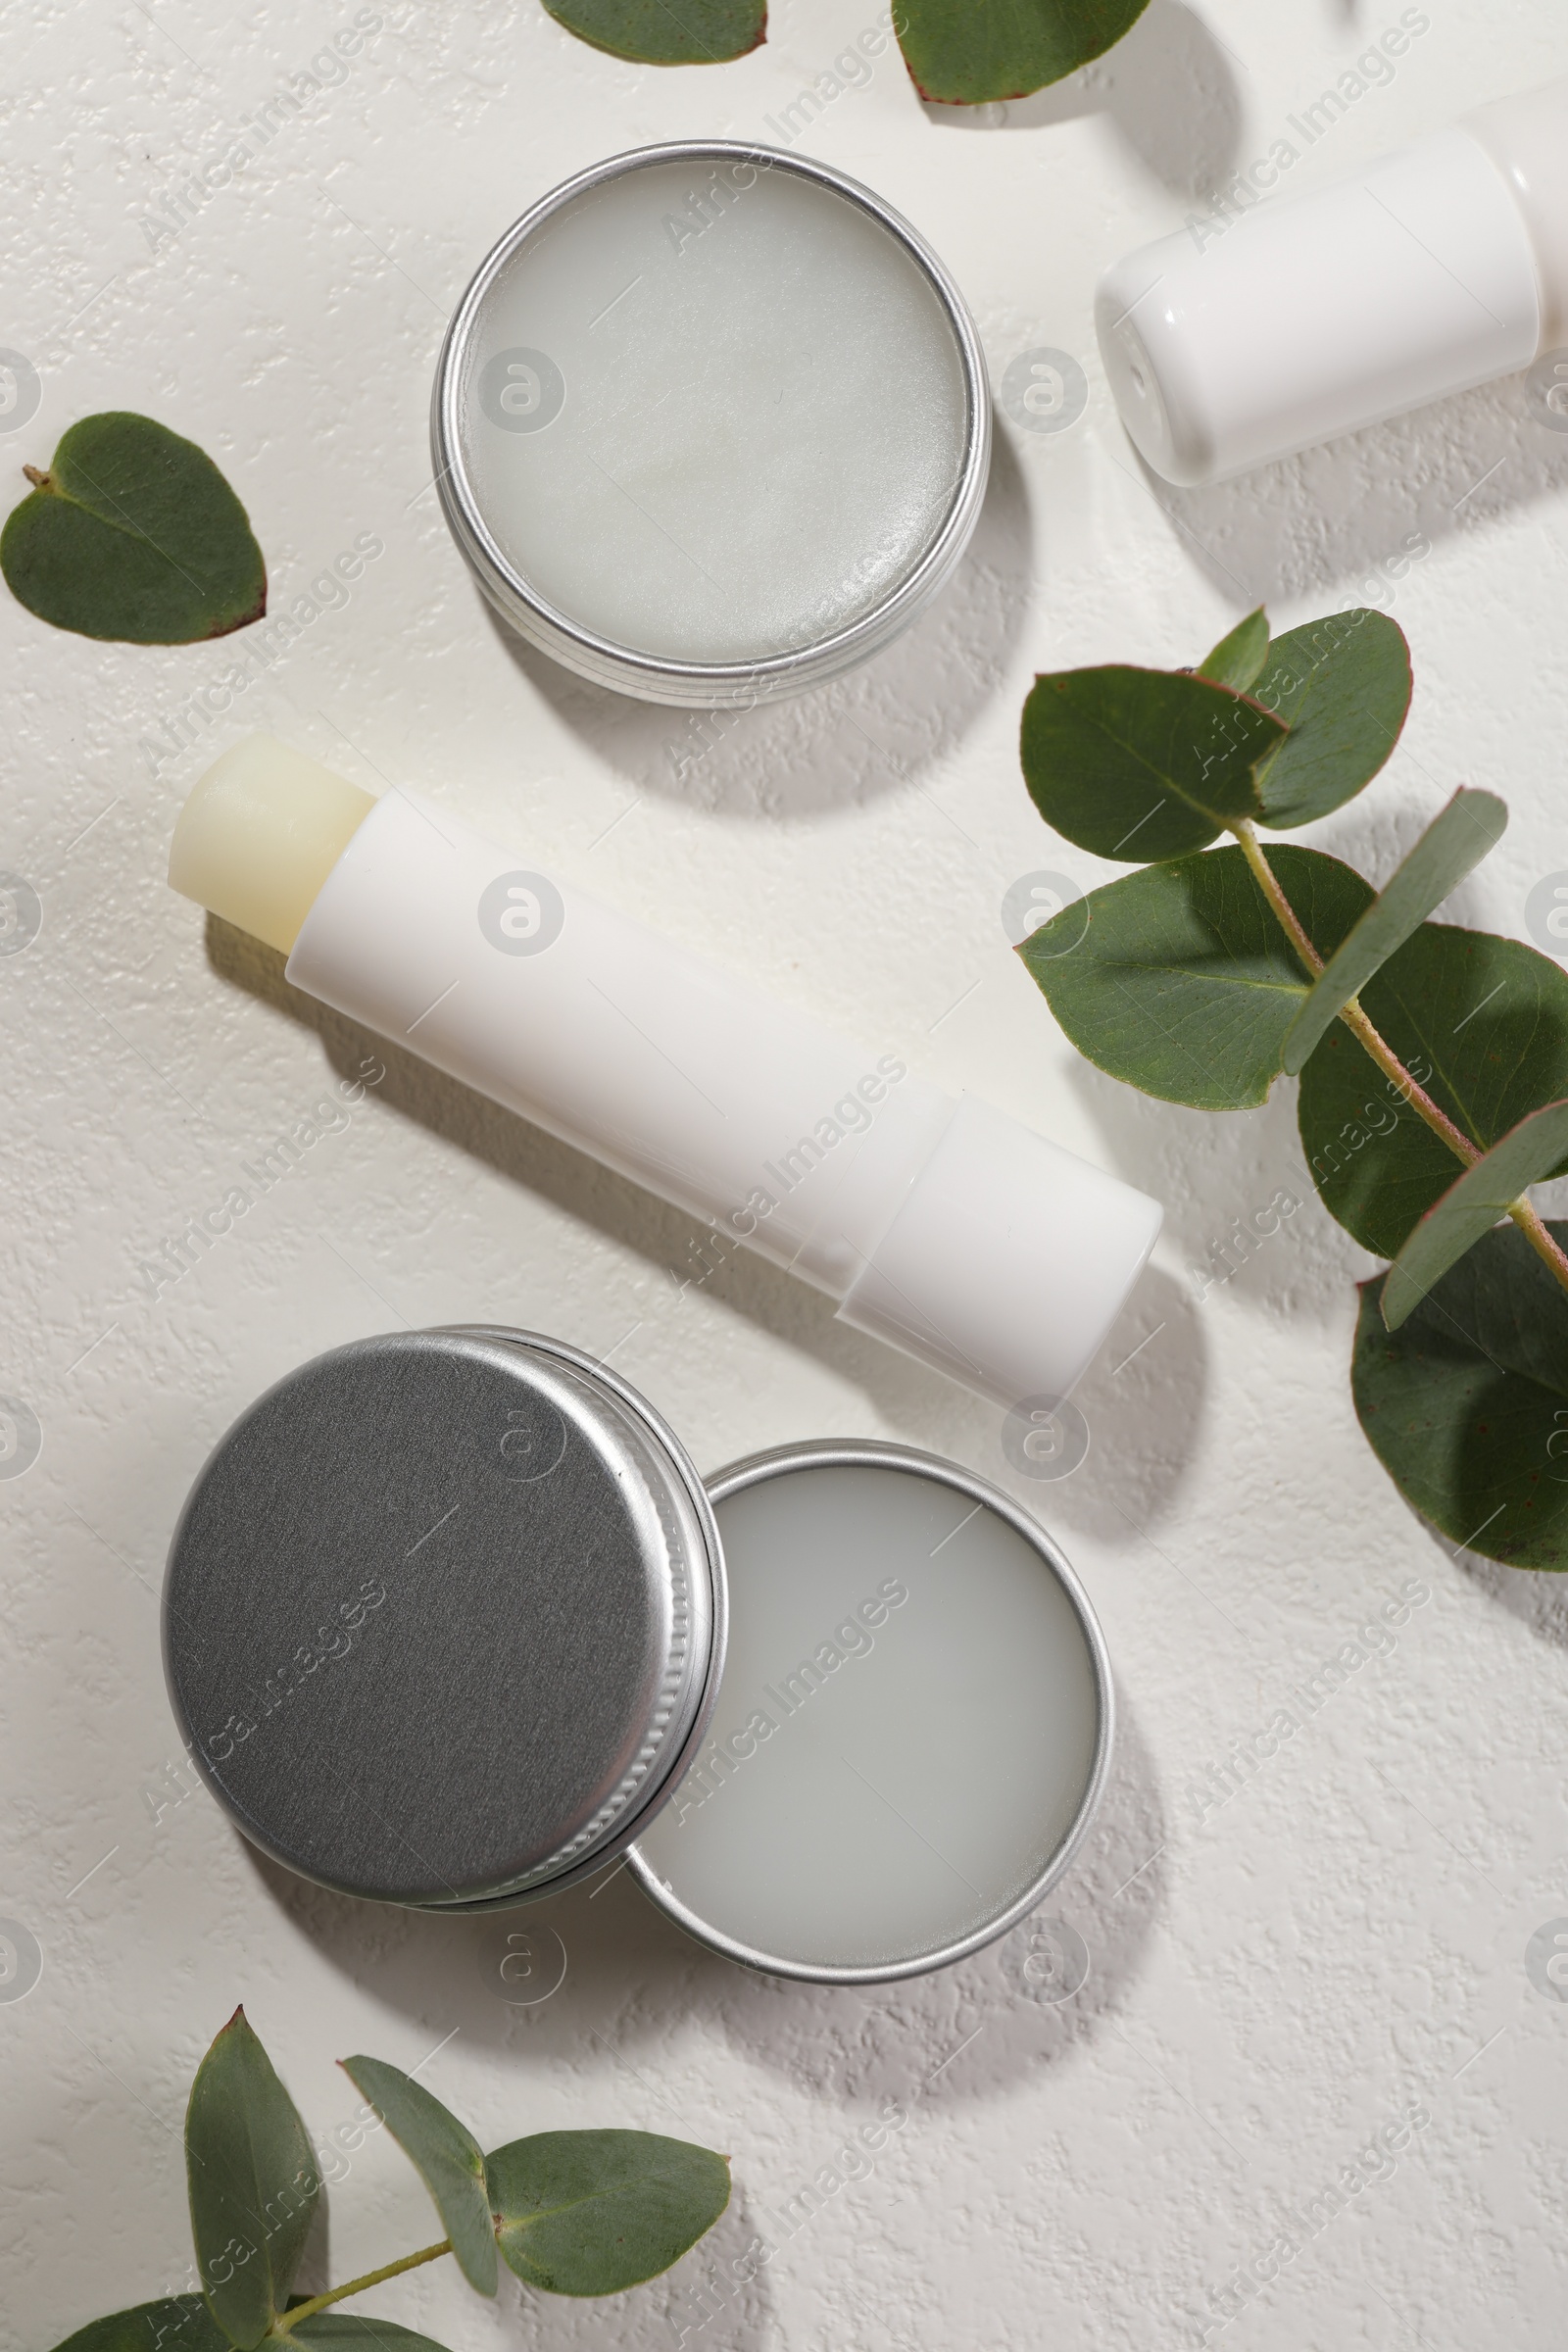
[1231,820,1475,1159]
[270,2240,453,2334]
[1232,821,1568,1306]
[1508,1200,1568,1295]
[1231,820,1326,980]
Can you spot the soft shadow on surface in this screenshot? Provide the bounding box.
[1063,1056,1370,1337]
[205,912,967,1431]
[208,913,1210,1508]
[1132,370,1568,613]
[924,0,1244,199]
[1442,1523,1568,1653]
[477,429,1033,821]
[247,1696,1163,2124]
[1047,1263,1208,1541]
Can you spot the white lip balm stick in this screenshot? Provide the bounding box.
[169,737,1161,1408]
[1098,75,1568,485]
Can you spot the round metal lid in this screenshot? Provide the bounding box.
[164,1330,722,1906]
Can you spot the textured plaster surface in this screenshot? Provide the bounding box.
[3,3,1568,2348]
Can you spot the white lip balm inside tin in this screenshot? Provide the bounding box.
[164,1332,1109,1982]
[432,143,991,707]
[630,1442,1110,1983]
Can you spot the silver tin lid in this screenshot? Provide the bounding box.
[628,1441,1113,1985]
[163,1329,724,1907]
[430,141,992,710]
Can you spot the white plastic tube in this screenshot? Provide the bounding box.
[1097,75,1568,485]
[169,737,1162,1410]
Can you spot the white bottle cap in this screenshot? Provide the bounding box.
[1465,76,1568,347]
[1098,122,1544,485]
[838,1097,1162,1409]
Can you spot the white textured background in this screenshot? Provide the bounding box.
[4,2,1568,2346]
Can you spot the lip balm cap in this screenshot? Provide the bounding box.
[1097,121,1543,485]
[168,735,374,956]
[836,1097,1162,1408]
[1464,75,1568,345]
[163,1329,724,1907]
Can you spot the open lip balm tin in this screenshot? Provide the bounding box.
[431,141,992,708]
[164,1329,1111,1984]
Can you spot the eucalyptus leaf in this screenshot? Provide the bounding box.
[1352,1222,1568,1570]
[540,0,764,62]
[1,413,266,644]
[487,2130,729,2295]
[1250,611,1411,829]
[285,2319,455,2351]
[898,0,1152,102]
[1298,925,1568,1258]
[1018,843,1370,1110]
[1198,607,1269,693]
[185,2009,319,2349]
[1382,1102,1568,1331]
[48,2300,230,2352]
[340,2058,496,2296]
[1282,787,1508,1074]
[1020,666,1286,862]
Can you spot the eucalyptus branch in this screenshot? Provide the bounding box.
[1234,821,1568,1304]
[270,2240,454,2334]
[1232,820,1479,1163]
[51,2013,730,2352]
[1018,603,1568,1565]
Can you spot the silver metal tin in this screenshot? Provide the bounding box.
[627,1440,1114,1986]
[431,141,992,710]
[163,1329,724,1908]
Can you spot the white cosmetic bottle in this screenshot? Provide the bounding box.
[1097,76,1568,485]
[169,738,1162,1410]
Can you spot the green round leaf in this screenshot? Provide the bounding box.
[185,2009,319,2349]
[47,2299,230,2352]
[1,412,266,644]
[340,2057,496,2296]
[1298,925,1568,1258]
[1198,607,1269,694]
[1020,665,1284,862]
[487,2130,729,2296]
[1019,843,1370,1110]
[1250,611,1411,831]
[541,0,764,63]
[898,0,1152,101]
[1352,1222,1568,1570]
